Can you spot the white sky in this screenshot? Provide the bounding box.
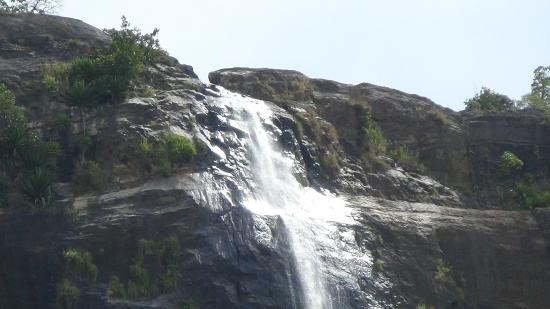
[60,0,550,110]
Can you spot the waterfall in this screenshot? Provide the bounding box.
[238,96,354,309]
[196,87,388,308]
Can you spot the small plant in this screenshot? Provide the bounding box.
[1,84,61,208]
[53,113,72,129]
[164,132,196,163]
[63,248,98,282]
[109,275,126,298]
[372,259,385,272]
[433,258,452,283]
[42,63,70,92]
[514,182,550,209]
[427,109,450,126]
[138,133,197,177]
[109,235,182,300]
[56,278,80,309]
[390,145,423,171]
[358,106,388,155]
[499,151,524,176]
[416,303,435,309]
[143,87,156,97]
[320,152,339,172]
[73,159,109,193]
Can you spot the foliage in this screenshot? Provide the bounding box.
[390,145,424,172]
[372,259,384,272]
[433,258,452,283]
[514,182,550,209]
[164,132,197,163]
[427,109,451,126]
[0,0,61,14]
[0,84,61,208]
[416,304,435,309]
[138,133,196,177]
[63,248,98,282]
[320,152,339,172]
[43,63,70,92]
[358,107,388,155]
[110,235,182,300]
[108,276,126,298]
[464,87,515,112]
[523,66,550,112]
[56,278,80,309]
[498,151,524,176]
[20,166,55,207]
[72,159,109,193]
[44,16,161,108]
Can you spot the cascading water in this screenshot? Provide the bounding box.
[195,86,391,308]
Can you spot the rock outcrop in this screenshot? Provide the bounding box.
[0,13,549,309]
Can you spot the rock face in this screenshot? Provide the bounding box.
[1,14,550,309]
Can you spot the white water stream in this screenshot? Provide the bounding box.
[198,88,383,308]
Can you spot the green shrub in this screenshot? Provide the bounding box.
[164,133,196,163]
[138,133,196,177]
[42,63,70,92]
[21,167,55,208]
[0,84,25,156]
[63,248,98,282]
[44,17,161,108]
[73,159,109,193]
[465,87,515,112]
[358,107,388,155]
[427,109,450,126]
[433,258,452,283]
[390,145,423,171]
[320,152,339,172]
[514,182,550,209]
[110,235,181,300]
[108,275,126,298]
[53,113,72,129]
[56,279,80,309]
[1,84,61,208]
[372,259,385,272]
[499,151,524,176]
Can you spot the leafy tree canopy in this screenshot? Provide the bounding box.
[464,87,515,112]
[0,0,61,14]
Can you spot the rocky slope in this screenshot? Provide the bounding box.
[1,13,549,309]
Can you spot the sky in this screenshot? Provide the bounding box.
[60,0,550,111]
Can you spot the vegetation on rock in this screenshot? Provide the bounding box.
[464,87,515,112]
[63,248,98,282]
[138,132,197,177]
[0,0,61,14]
[72,159,110,194]
[44,16,161,108]
[514,182,550,209]
[56,278,80,309]
[522,66,550,112]
[498,151,524,176]
[0,85,61,208]
[109,235,182,300]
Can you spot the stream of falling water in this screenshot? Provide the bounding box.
[198,87,384,308]
[227,92,355,309]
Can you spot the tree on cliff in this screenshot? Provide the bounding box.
[464,87,515,112]
[522,66,550,112]
[0,0,61,14]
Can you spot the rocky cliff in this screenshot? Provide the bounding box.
[1,14,549,309]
